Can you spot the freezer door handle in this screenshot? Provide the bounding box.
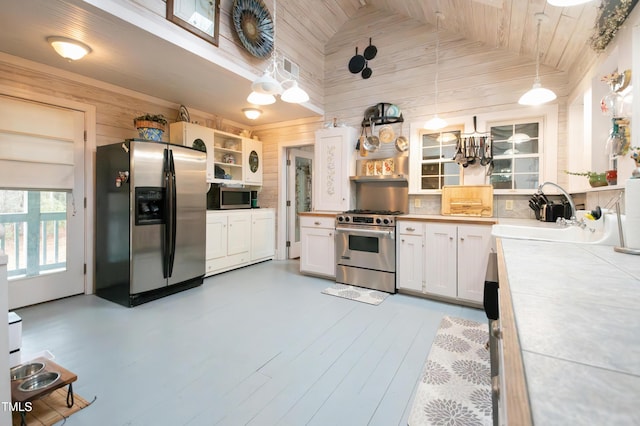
[167,149,177,277]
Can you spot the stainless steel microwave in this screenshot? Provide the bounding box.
[207,184,251,209]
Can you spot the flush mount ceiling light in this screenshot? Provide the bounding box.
[246,0,309,105]
[242,108,262,120]
[518,13,557,106]
[47,36,91,61]
[547,0,592,6]
[425,12,447,131]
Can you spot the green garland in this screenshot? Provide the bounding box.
[590,0,638,52]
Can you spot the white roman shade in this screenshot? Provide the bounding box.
[0,95,83,191]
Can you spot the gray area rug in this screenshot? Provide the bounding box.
[321,283,389,305]
[408,315,492,426]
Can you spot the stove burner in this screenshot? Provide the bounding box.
[343,209,405,215]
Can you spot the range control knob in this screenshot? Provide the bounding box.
[376,218,382,224]
[345,217,350,222]
[337,216,344,222]
[383,218,390,225]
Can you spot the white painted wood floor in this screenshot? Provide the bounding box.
[16,260,487,426]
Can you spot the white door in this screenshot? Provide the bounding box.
[251,210,275,261]
[424,223,457,298]
[0,96,85,309]
[457,225,493,303]
[287,148,313,259]
[397,234,424,292]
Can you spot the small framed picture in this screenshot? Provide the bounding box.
[167,0,220,46]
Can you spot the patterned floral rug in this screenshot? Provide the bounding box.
[321,283,390,305]
[408,315,492,426]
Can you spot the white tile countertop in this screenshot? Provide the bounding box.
[499,238,640,425]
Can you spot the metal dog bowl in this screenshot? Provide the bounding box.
[17,371,60,392]
[10,362,45,381]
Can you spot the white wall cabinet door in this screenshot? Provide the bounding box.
[424,223,458,298]
[206,214,227,261]
[397,233,424,292]
[313,127,356,212]
[251,210,275,261]
[169,122,214,182]
[227,212,251,256]
[206,212,228,275]
[243,137,263,185]
[457,224,493,303]
[300,215,336,278]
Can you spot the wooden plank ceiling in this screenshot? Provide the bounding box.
[281,0,599,77]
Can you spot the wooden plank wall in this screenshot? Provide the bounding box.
[255,6,570,192]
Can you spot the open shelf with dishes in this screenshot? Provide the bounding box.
[213,133,244,183]
[361,102,404,127]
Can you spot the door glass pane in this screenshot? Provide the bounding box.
[295,157,312,243]
[0,190,67,278]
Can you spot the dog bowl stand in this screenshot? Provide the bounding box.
[11,357,78,426]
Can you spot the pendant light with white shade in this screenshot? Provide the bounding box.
[547,0,592,6]
[425,12,447,130]
[246,0,309,106]
[518,13,557,106]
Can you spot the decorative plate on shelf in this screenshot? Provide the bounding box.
[232,0,274,58]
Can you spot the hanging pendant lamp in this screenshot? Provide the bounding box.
[425,12,447,130]
[246,0,309,106]
[518,13,557,106]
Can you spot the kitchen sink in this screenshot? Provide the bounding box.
[492,212,622,245]
[10,362,45,381]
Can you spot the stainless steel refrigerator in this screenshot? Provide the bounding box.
[96,139,207,307]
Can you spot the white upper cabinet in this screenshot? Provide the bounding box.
[170,122,262,186]
[243,137,263,185]
[169,121,214,182]
[314,127,356,212]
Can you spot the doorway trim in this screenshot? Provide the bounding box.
[0,83,97,295]
[277,139,313,260]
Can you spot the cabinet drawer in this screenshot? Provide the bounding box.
[397,221,424,235]
[300,215,335,229]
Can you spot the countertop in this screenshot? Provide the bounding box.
[298,211,499,224]
[498,238,640,425]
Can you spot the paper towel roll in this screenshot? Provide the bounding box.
[624,178,640,249]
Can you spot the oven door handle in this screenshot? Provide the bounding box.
[335,227,395,238]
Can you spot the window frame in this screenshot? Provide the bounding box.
[417,124,464,191]
[408,105,558,194]
[487,117,544,192]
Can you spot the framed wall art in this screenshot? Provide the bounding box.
[167,0,220,46]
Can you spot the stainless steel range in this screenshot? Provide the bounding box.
[335,209,403,293]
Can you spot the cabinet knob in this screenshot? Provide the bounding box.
[401,239,405,243]
[314,221,321,225]
[449,236,453,241]
[460,237,464,241]
[406,227,415,232]
[329,232,333,237]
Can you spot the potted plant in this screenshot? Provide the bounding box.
[564,170,608,187]
[133,113,168,141]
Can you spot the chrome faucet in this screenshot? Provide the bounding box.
[538,181,576,220]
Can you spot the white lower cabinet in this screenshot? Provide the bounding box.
[251,210,276,261]
[300,215,335,278]
[397,220,493,304]
[206,209,275,276]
